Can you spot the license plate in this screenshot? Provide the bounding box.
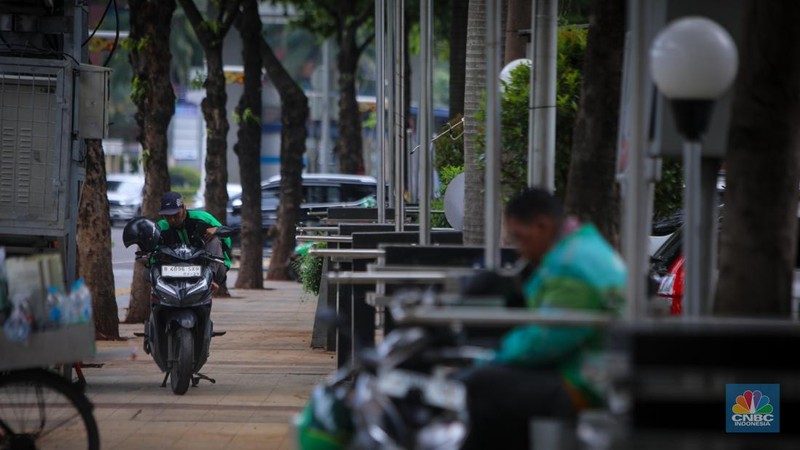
[378,370,466,411]
[162,265,202,278]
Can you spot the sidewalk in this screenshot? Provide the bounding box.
[83,281,334,450]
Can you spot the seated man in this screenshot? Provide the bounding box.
[460,188,627,450]
[157,192,232,290]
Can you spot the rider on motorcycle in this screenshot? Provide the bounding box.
[157,192,232,291]
[460,188,627,449]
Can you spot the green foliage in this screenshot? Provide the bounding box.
[460,26,587,203]
[130,75,148,103]
[653,158,684,219]
[433,115,464,170]
[242,108,260,126]
[293,242,327,295]
[438,165,464,189]
[190,71,206,90]
[169,166,201,199]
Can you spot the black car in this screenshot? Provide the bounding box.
[226,174,377,247]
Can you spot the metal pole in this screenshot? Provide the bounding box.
[484,0,501,269]
[376,0,386,222]
[394,0,406,232]
[531,0,557,190]
[419,0,432,245]
[386,0,396,210]
[683,141,702,318]
[320,39,332,174]
[527,1,537,187]
[622,0,649,320]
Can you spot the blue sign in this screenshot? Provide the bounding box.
[726,384,780,433]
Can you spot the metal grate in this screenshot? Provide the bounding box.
[0,67,62,223]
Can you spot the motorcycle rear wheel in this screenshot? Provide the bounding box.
[170,328,194,395]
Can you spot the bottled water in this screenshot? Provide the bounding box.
[45,286,64,328]
[3,295,31,342]
[70,279,93,324]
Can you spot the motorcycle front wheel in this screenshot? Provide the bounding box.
[170,327,194,395]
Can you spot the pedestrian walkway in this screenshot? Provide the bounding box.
[82,281,333,450]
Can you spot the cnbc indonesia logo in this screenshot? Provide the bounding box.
[727,385,780,433]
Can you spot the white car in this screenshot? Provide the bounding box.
[107,173,145,226]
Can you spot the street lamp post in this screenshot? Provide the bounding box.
[650,17,738,318]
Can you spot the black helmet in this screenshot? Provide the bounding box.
[123,217,161,252]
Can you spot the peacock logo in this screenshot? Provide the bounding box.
[727,385,779,433]
[732,390,773,415]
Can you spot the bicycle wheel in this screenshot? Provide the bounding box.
[0,369,99,450]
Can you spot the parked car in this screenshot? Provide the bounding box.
[107,173,145,226]
[226,174,378,247]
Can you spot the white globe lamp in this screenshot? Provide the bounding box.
[650,16,738,139]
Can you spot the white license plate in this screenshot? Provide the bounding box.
[378,370,466,411]
[162,265,202,278]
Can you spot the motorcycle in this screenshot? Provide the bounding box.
[296,292,493,449]
[123,217,235,395]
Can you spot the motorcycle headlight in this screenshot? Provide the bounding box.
[186,278,208,296]
[155,277,178,300]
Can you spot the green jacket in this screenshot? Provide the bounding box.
[493,224,626,407]
[157,210,232,269]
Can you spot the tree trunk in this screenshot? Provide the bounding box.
[449,0,469,118]
[564,0,624,248]
[77,139,119,339]
[504,0,531,64]
[177,0,241,296]
[714,1,800,317]
[202,46,230,226]
[127,0,175,324]
[336,27,365,174]
[259,38,309,280]
[233,0,263,289]
[462,0,486,245]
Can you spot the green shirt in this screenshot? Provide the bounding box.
[157,210,232,268]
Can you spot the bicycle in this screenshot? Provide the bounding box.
[0,368,99,450]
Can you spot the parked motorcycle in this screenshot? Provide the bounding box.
[296,296,492,449]
[123,217,234,395]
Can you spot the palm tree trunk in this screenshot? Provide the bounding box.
[336,27,365,174]
[462,0,486,245]
[449,0,469,118]
[77,139,119,339]
[715,1,800,317]
[233,0,263,289]
[127,0,175,324]
[259,38,309,280]
[564,0,624,248]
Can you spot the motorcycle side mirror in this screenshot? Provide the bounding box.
[214,226,238,239]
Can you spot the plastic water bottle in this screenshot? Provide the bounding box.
[45,286,64,328]
[3,296,31,342]
[70,279,93,324]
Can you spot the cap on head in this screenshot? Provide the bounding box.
[158,191,185,216]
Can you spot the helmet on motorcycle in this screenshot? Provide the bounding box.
[295,386,353,450]
[123,217,161,252]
